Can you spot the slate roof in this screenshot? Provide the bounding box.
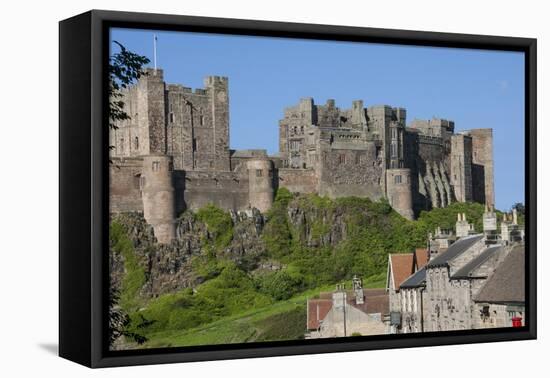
[389,254,414,289]
[452,245,502,279]
[399,267,426,288]
[474,245,525,304]
[426,234,484,268]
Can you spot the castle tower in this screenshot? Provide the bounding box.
[247,158,274,213]
[204,76,231,171]
[468,129,494,208]
[386,168,414,220]
[450,133,473,203]
[141,154,176,244]
[137,68,167,155]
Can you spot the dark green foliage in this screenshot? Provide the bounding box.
[110,221,146,311]
[413,202,486,241]
[512,202,526,225]
[262,188,294,258]
[196,204,233,249]
[126,263,272,336]
[108,42,150,162]
[256,269,306,300]
[108,42,150,132]
[108,286,147,347]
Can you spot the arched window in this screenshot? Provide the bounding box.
[134,136,139,150]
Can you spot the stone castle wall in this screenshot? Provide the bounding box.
[109,158,144,213]
[176,170,250,212]
[468,129,494,208]
[110,70,495,243]
[277,168,318,194]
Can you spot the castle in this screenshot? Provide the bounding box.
[110,68,494,243]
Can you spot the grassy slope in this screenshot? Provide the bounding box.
[140,277,386,348]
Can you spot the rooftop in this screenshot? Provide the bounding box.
[452,245,502,279]
[474,245,525,304]
[399,267,427,289]
[389,254,414,289]
[427,234,484,268]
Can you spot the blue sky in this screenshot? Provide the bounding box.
[111,28,525,211]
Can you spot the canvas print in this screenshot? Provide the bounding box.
[107,28,526,351]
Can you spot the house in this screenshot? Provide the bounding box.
[474,245,525,328]
[306,277,389,338]
[386,248,428,333]
[387,208,525,333]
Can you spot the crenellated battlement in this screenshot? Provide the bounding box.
[110,69,494,243]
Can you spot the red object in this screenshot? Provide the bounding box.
[512,316,523,327]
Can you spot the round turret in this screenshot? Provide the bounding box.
[141,154,176,244]
[386,168,414,220]
[247,158,274,213]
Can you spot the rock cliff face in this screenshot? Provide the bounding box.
[286,203,348,248]
[110,210,267,298]
[110,197,388,300]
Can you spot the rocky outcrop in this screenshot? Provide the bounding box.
[110,210,267,298]
[287,201,348,248]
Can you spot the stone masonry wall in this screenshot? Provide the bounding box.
[109,158,144,213]
[277,168,318,194]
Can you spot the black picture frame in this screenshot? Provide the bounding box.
[59,9,537,368]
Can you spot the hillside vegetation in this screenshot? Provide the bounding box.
[110,189,501,349]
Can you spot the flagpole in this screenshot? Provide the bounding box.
[153,34,157,74]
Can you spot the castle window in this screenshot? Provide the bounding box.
[168,162,174,171]
[395,175,402,184]
[139,176,146,189]
[391,128,397,139]
[193,138,197,151]
[339,154,346,164]
[152,161,160,172]
[119,138,124,154]
[390,143,397,158]
[300,126,304,134]
[256,169,263,177]
[169,112,174,123]
[134,137,139,150]
[355,154,361,165]
[199,115,204,126]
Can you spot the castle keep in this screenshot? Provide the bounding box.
[110,68,494,243]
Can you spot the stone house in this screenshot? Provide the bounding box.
[386,248,429,333]
[474,245,525,328]
[306,278,389,338]
[388,208,525,333]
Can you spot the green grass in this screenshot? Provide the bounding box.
[110,221,146,311]
[129,279,384,349]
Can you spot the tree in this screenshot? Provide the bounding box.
[108,286,147,348]
[108,41,150,160]
[512,202,525,216]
